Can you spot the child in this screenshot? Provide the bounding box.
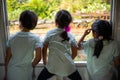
[78,20,120,80]
[4,10,42,80]
[37,10,82,80]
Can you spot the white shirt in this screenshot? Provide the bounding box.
[82,39,119,80]
[7,31,42,80]
[43,28,77,77]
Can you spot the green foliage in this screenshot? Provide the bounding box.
[7,0,19,11]
[7,0,110,21]
[8,9,22,21]
[7,0,24,20]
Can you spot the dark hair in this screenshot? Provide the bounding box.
[92,20,112,58]
[55,10,72,41]
[19,10,38,30]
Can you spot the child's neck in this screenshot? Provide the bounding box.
[21,28,30,32]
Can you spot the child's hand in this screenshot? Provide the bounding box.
[43,60,47,65]
[4,75,7,80]
[83,29,91,36]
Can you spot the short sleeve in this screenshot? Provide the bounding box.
[113,41,120,57]
[43,31,51,44]
[81,39,94,55]
[35,36,43,48]
[43,36,50,44]
[6,33,18,47]
[6,36,13,47]
[82,40,90,49]
[71,38,78,47]
[114,48,119,57]
[6,39,10,47]
[68,32,78,47]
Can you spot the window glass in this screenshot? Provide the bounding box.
[7,0,110,61]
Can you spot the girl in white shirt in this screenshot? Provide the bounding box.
[37,10,82,80]
[78,20,120,80]
[4,10,42,80]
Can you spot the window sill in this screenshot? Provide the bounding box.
[36,61,87,67]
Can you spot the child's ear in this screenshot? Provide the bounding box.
[92,31,97,38]
[19,22,23,29]
[55,22,58,26]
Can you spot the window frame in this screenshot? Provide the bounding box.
[1,0,120,65]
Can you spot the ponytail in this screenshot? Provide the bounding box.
[93,40,103,58]
[61,25,70,41]
[92,20,112,58]
[55,10,72,42]
[60,31,70,42]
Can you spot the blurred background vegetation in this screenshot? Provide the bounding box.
[7,0,111,61]
[7,0,110,21]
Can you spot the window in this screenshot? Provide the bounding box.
[8,0,111,62]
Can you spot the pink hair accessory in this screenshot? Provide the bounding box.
[64,26,71,32]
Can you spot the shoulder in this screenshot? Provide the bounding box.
[68,32,75,39]
[110,40,118,47]
[45,28,61,38]
[29,32,39,38]
[8,32,20,40]
[46,28,57,35]
[7,32,21,46]
[85,38,94,44]
[83,38,95,47]
[29,32,41,41]
[111,40,118,44]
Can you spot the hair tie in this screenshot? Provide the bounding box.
[64,26,70,32]
[98,36,103,40]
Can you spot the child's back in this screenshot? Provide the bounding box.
[78,20,120,80]
[37,10,82,80]
[5,10,42,80]
[44,28,77,76]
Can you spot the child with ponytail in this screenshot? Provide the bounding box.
[78,20,120,80]
[37,10,82,80]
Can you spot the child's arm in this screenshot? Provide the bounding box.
[78,29,91,50]
[114,56,120,67]
[71,46,77,59]
[42,44,48,65]
[4,47,12,80]
[32,47,41,67]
